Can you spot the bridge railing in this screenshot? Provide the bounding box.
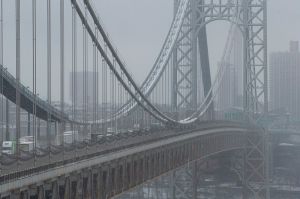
[0,121,253,186]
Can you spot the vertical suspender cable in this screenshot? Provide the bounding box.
[32,0,37,166]
[119,73,122,129]
[165,64,167,112]
[82,26,84,125]
[103,45,107,134]
[15,0,21,168]
[113,60,116,131]
[72,6,77,151]
[110,61,113,130]
[71,6,75,137]
[85,7,88,131]
[83,7,88,132]
[105,45,108,133]
[93,26,97,131]
[101,51,104,133]
[93,28,96,128]
[118,72,121,129]
[162,67,165,113]
[169,62,171,115]
[95,28,97,130]
[84,28,87,127]
[0,0,3,143]
[116,64,118,130]
[47,0,52,161]
[95,28,99,132]
[5,98,8,140]
[85,26,87,128]
[60,0,64,147]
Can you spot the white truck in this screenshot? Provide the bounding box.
[2,140,34,154]
[2,141,16,155]
[20,141,34,152]
[20,136,34,143]
[64,131,79,144]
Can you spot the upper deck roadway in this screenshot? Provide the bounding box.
[0,121,259,198]
[0,65,68,122]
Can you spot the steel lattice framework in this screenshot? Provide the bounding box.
[171,0,268,198]
[172,0,267,116]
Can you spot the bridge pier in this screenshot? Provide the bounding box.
[51,181,59,199]
[75,173,83,199]
[70,176,77,199]
[20,190,29,199]
[37,185,44,199]
[57,178,66,199]
[44,183,53,199]
[172,161,199,199]
[83,170,92,199]
[90,170,97,199]
[116,162,122,194]
[96,168,102,199]
[9,191,20,199]
[63,177,70,199]
[28,187,37,199]
[99,166,109,199]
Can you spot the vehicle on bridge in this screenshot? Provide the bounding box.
[2,141,16,155]
[20,141,34,152]
[19,136,34,143]
[63,131,79,144]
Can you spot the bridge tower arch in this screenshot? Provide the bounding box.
[172,0,268,199]
[172,0,268,118]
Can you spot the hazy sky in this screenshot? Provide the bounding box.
[92,0,300,83]
[2,0,300,102]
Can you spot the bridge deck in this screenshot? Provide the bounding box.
[0,65,68,122]
[0,123,254,195]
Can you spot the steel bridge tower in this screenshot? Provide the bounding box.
[172,0,214,119]
[171,0,268,199]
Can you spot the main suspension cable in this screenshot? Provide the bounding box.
[81,0,177,124]
[72,0,169,124]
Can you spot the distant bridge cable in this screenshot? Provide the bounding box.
[184,23,238,122]
[74,0,190,124]
[87,0,188,122]
[71,0,170,124]
[84,0,239,124]
[81,0,180,124]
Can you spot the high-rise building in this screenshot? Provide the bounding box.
[216,28,243,111]
[269,41,300,118]
[69,71,97,107]
[216,62,238,110]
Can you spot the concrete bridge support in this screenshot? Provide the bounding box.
[37,185,44,199]
[63,177,70,199]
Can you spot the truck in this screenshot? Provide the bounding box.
[20,136,34,143]
[63,131,79,144]
[2,140,34,154]
[2,141,16,155]
[20,141,34,152]
[107,127,118,134]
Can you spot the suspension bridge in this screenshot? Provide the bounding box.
[0,0,268,198]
